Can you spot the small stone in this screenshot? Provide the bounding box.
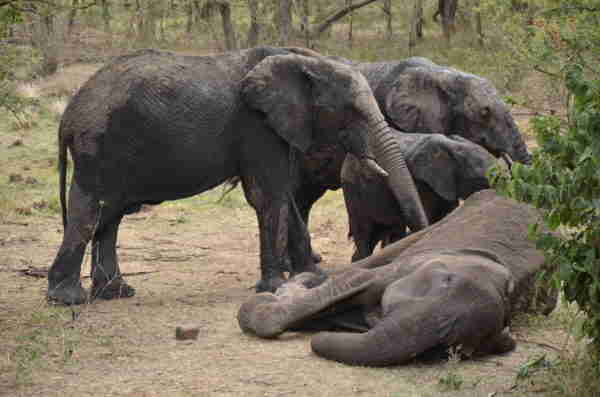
[175,325,200,341]
[24,176,38,185]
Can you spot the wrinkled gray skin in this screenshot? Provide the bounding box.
[48,46,427,305]
[356,57,532,163]
[342,133,495,261]
[295,56,531,261]
[238,190,558,366]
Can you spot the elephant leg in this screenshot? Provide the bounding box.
[287,198,324,277]
[296,188,325,264]
[47,179,96,305]
[351,223,380,262]
[89,212,135,301]
[241,172,293,292]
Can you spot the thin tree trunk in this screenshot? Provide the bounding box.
[201,0,237,50]
[301,0,309,47]
[409,0,423,55]
[68,0,79,35]
[101,0,111,32]
[383,0,392,38]
[186,0,194,33]
[441,0,458,44]
[475,7,483,46]
[220,1,236,49]
[278,0,292,46]
[347,0,353,47]
[246,0,260,47]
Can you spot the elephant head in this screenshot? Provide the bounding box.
[241,53,429,231]
[310,257,514,366]
[407,134,494,202]
[373,59,531,164]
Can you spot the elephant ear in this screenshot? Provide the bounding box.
[241,54,317,153]
[384,67,453,134]
[408,135,458,202]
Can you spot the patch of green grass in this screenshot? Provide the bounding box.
[438,346,464,392]
[6,306,80,386]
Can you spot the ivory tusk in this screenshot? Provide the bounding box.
[501,152,514,170]
[363,158,389,178]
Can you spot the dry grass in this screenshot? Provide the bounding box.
[9,108,39,130]
[36,64,102,97]
[47,97,68,120]
[14,82,40,99]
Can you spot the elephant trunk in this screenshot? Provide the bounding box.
[506,117,532,165]
[238,269,375,338]
[368,121,429,231]
[311,304,444,366]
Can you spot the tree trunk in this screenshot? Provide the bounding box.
[101,0,111,33]
[201,1,237,50]
[68,0,79,35]
[246,0,260,47]
[278,0,292,46]
[475,6,484,46]
[409,0,423,55]
[186,0,194,33]
[383,0,392,38]
[440,0,458,44]
[301,0,310,47]
[220,1,237,50]
[347,0,353,47]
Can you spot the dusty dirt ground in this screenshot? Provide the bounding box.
[0,186,568,397]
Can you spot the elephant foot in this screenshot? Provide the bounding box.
[91,277,136,301]
[256,276,287,293]
[47,280,87,306]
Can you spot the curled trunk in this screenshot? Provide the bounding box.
[368,122,429,231]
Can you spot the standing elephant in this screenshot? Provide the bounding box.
[48,46,428,305]
[238,190,558,366]
[291,55,531,260]
[355,57,531,163]
[342,133,495,261]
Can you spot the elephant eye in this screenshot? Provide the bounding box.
[481,106,491,119]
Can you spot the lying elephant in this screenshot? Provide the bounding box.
[342,133,495,261]
[47,46,428,304]
[238,190,557,366]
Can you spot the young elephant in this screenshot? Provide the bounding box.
[238,190,558,367]
[342,133,495,261]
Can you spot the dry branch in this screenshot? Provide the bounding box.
[312,0,380,38]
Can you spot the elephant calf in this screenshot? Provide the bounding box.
[238,190,557,367]
[342,133,495,261]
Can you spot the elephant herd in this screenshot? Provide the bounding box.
[47,46,554,367]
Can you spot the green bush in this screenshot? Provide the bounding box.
[491,0,600,352]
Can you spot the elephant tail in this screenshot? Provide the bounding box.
[217,176,241,203]
[58,127,68,230]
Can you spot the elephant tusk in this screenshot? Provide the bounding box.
[501,152,514,170]
[363,158,389,178]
